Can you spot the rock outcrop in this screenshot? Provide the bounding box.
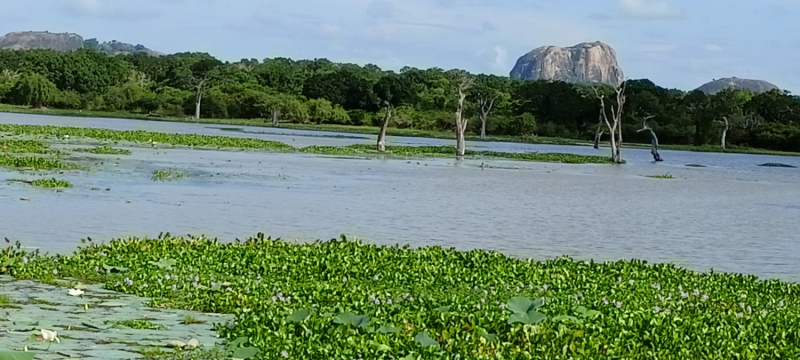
[0,31,84,52]
[695,77,779,95]
[0,31,162,56]
[510,41,624,86]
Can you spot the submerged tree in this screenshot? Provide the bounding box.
[449,70,475,156]
[636,115,663,161]
[373,74,412,152]
[593,82,627,164]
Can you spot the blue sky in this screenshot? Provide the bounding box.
[1,0,798,92]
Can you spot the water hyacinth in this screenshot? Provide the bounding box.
[2,233,800,359]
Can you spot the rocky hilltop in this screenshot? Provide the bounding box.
[510,41,624,86]
[695,77,779,95]
[0,31,161,56]
[0,31,83,52]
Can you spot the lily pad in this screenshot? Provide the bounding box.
[506,297,544,314]
[148,259,177,269]
[376,325,400,334]
[231,347,260,359]
[0,351,35,360]
[333,312,370,328]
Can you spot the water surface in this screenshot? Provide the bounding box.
[1,113,799,281]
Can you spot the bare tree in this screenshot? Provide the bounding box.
[716,113,761,149]
[377,100,392,152]
[636,115,663,161]
[593,82,627,164]
[593,109,604,149]
[452,71,475,156]
[477,94,499,140]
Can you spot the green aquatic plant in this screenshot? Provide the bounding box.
[0,139,50,154]
[152,170,186,182]
[646,173,674,179]
[30,178,72,188]
[301,144,613,164]
[74,145,131,155]
[182,315,205,325]
[0,124,293,151]
[1,233,799,359]
[0,154,77,170]
[106,319,166,330]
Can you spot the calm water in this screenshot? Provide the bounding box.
[1,113,799,281]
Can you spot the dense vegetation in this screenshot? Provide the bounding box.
[1,49,799,152]
[1,234,798,359]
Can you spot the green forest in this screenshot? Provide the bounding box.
[1,48,798,152]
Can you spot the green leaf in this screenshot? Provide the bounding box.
[286,309,311,323]
[477,329,497,341]
[398,354,418,360]
[148,258,177,269]
[414,331,439,348]
[376,325,400,334]
[508,310,547,325]
[334,312,370,328]
[506,297,544,314]
[231,347,260,359]
[226,336,249,349]
[368,340,391,352]
[435,306,451,313]
[0,351,35,360]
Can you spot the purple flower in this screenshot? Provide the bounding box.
[22,257,28,265]
[629,280,634,286]
[615,301,622,309]
[280,350,288,358]
[373,275,379,281]
[342,277,348,282]
[172,285,177,291]
[654,306,660,313]
[52,269,58,275]
[701,294,709,301]
[736,313,743,318]
[602,297,609,305]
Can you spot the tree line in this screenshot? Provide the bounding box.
[0,49,798,152]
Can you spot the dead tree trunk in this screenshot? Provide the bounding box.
[593,109,604,149]
[637,115,662,161]
[454,73,475,157]
[272,109,280,127]
[717,117,729,149]
[194,79,206,120]
[594,82,626,164]
[377,103,392,152]
[477,95,497,140]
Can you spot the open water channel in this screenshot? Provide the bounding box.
[2,113,799,281]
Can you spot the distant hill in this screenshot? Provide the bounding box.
[510,41,624,86]
[695,77,779,95]
[0,31,162,56]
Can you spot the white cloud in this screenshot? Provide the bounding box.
[493,46,508,70]
[321,23,343,39]
[705,44,723,52]
[615,0,683,19]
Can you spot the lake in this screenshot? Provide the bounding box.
[2,113,799,281]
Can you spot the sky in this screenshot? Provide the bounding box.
[0,0,798,92]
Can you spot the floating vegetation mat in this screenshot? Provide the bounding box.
[0,275,232,359]
[151,170,187,182]
[2,234,799,359]
[758,163,797,168]
[73,146,132,156]
[646,173,674,179]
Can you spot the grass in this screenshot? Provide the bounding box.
[646,173,675,179]
[0,294,12,304]
[74,145,132,155]
[4,103,798,157]
[152,170,187,181]
[106,319,166,330]
[1,139,51,154]
[2,233,799,359]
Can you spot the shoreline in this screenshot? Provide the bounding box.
[2,104,799,158]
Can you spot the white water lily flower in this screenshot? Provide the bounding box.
[68,288,84,296]
[41,329,60,343]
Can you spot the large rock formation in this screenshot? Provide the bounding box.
[0,31,84,52]
[695,77,779,95]
[510,41,624,86]
[0,31,161,56]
